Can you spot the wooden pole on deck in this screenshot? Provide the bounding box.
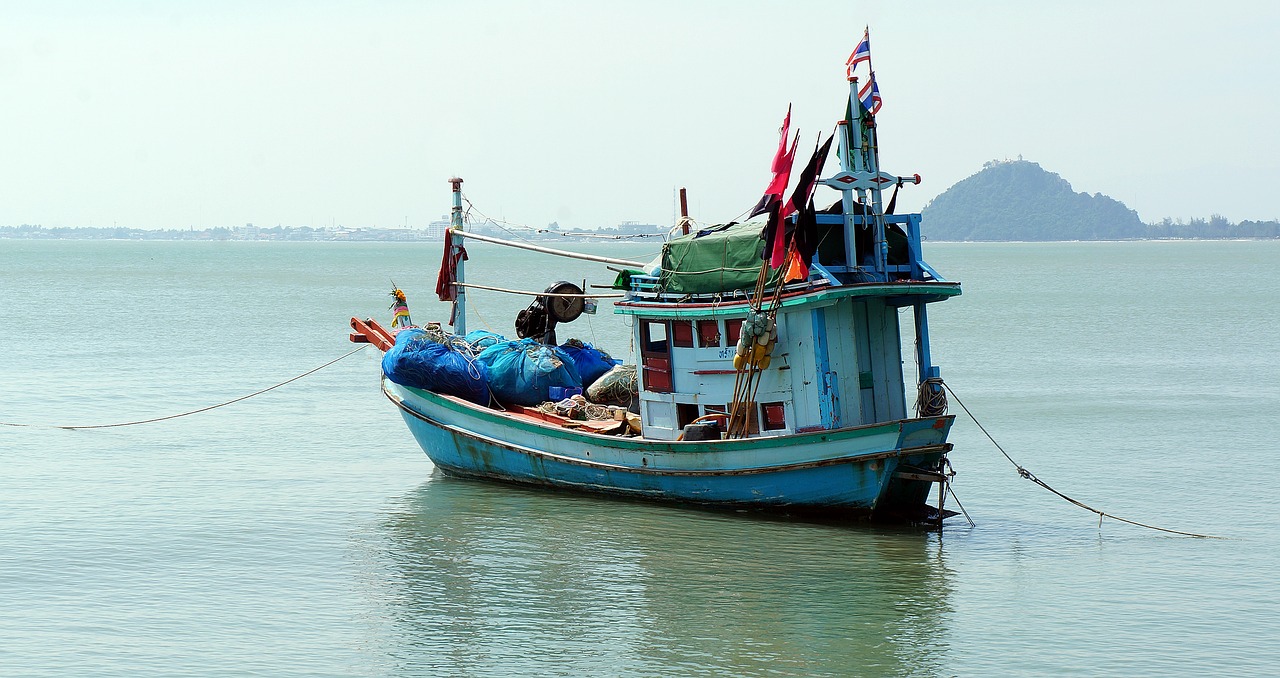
[679,187,690,235]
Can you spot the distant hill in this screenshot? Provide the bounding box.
[921,160,1146,241]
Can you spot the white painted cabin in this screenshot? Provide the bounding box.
[618,290,912,441]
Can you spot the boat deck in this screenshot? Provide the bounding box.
[489,400,634,436]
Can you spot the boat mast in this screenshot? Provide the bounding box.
[831,78,942,403]
[839,77,868,272]
[860,96,889,279]
[449,177,466,336]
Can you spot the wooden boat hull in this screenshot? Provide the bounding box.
[384,380,952,518]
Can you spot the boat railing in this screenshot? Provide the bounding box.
[810,212,944,284]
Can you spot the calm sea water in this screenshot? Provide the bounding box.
[2,238,1278,676]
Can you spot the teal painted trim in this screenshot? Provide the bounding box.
[450,181,467,336]
[386,379,935,454]
[615,281,962,319]
[397,397,948,476]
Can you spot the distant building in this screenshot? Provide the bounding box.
[612,221,665,235]
[426,217,450,240]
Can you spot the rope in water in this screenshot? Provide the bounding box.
[0,344,369,431]
[942,382,1225,539]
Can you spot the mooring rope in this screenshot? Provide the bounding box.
[0,344,369,431]
[942,382,1225,539]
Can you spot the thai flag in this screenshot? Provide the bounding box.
[845,28,871,79]
[859,72,882,115]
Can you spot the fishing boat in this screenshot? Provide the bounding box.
[350,64,962,524]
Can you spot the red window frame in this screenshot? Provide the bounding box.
[762,402,787,430]
[725,318,744,346]
[697,320,721,347]
[641,319,673,393]
[671,320,695,348]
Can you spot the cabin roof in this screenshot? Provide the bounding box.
[614,280,961,318]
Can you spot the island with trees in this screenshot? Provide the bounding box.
[921,159,1279,241]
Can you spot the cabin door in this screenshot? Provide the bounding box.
[851,299,908,423]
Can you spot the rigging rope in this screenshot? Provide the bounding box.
[462,195,665,243]
[0,344,369,430]
[942,382,1225,539]
[453,281,625,298]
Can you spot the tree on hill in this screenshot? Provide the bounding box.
[921,159,1146,241]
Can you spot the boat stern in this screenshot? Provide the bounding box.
[873,416,956,522]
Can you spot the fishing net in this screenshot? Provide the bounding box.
[558,338,620,388]
[382,328,489,404]
[475,338,582,406]
[586,364,638,408]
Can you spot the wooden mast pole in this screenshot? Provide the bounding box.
[679,187,690,235]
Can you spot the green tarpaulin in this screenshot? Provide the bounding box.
[658,222,777,295]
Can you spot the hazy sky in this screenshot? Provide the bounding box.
[2,1,1277,231]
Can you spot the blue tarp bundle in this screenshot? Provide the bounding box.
[464,329,506,352]
[558,340,621,388]
[476,338,582,406]
[382,328,490,405]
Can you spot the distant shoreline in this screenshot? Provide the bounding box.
[0,224,664,243]
[925,237,1280,243]
[5,234,1277,244]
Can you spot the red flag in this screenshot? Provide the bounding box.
[748,105,799,220]
[435,229,468,302]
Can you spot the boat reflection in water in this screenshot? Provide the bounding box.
[371,473,954,675]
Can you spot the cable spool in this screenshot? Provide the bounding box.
[515,281,585,344]
[543,281,584,323]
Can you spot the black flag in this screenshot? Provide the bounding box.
[785,134,834,218]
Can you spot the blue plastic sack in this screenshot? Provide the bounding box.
[383,328,490,405]
[558,340,621,388]
[464,329,506,353]
[475,338,582,406]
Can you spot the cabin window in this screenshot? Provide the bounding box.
[762,402,787,430]
[672,320,695,348]
[697,320,721,347]
[676,403,700,429]
[642,320,668,353]
[703,405,730,428]
[725,318,744,346]
[641,320,673,393]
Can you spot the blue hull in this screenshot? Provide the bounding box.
[386,381,952,517]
